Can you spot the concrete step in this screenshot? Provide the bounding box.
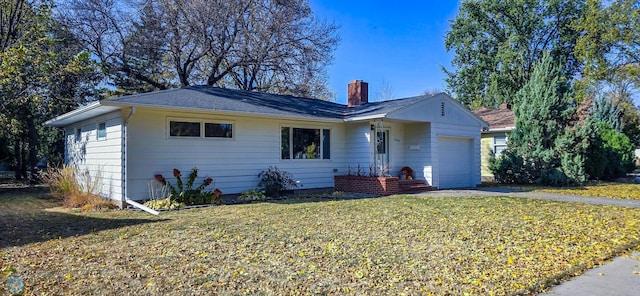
[399,180,432,193]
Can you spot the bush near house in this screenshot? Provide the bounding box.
[40,165,116,210]
[258,166,298,197]
[155,168,222,206]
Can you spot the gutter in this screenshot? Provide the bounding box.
[343,113,387,122]
[483,126,515,133]
[43,101,102,126]
[101,101,345,123]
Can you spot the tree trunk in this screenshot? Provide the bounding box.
[27,117,38,184]
[21,139,28,180]
[14,139,21,180]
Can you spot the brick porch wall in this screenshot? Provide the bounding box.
[334,175,400,195]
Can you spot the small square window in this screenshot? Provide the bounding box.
[97,123,106,139]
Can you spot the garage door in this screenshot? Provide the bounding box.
[438,137,472,188]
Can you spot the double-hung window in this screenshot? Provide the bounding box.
[494,134,507,156]
[97,122,107,140]
[281,127,330,160]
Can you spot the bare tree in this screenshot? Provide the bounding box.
[0,0,32,51]
[374,80,395,101]
[423,88,442,97]
[58,0,339,98]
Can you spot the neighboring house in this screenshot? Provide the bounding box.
[45,81,487,207]
[472,104,515,181]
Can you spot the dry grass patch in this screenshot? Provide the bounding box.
[40,165,116,210]
[534,182,640,200]
[2,194,640,295]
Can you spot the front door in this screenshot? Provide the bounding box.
[374,129,390,176]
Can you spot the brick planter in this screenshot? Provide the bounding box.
[334,175,400,195]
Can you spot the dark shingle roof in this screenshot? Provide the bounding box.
[105,85,431,120]
[472,106,515,129]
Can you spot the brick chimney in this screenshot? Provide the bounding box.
[348,80,368,107]
[500,103,511,110]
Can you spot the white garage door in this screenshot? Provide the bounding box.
[438,136,473,189]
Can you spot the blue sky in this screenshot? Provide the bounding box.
[309,1,460,103]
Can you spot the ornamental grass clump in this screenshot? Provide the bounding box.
[41,165,115,210]
[41,165,79,200]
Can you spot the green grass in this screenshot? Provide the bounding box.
[2,191,640,295]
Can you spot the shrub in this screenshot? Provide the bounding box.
[586,125,635,179]
[158,168,222,206]
[144,197,185,210]
[148,179,170,200]
[81,196,118,211]
[239,189,268,202]
[42,165,110,210]
[41,165,79,200]
[258,166,297,197]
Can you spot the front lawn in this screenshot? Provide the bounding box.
[2,192,640,295]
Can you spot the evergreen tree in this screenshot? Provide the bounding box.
[491,52,575,184]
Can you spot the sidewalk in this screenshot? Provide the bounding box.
[416,188,640,295]
[538,251,640,296]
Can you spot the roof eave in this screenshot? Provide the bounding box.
[101,101,344,123]
[483,126,515,133]
[44,101,121,127]
[343,113,387,122]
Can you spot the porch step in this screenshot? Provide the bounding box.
[399,180,432,193]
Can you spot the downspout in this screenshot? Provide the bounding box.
[121,107,135,209]
[121,106,159,215]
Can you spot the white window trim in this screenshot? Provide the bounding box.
[493,134,507,155]
[167,117,235,140]
[280,125,332,161]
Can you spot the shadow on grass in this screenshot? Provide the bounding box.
[0,188,168,248]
